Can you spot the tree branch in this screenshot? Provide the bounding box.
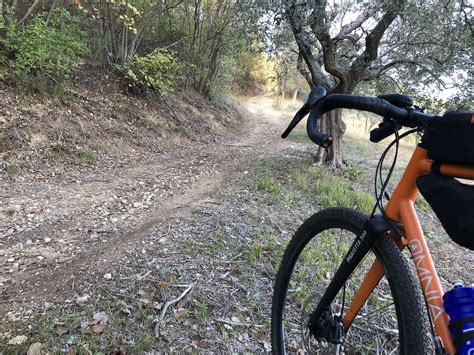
[297,52,313,87]
[309,0,347,84]
[284,0,331,88]
[18,0,40,25]
[363,58,420,80]
[350,3,404,78]
[333,6,376,42]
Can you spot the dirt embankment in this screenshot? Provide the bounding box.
[0,68,243,178]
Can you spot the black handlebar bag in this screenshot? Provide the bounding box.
[417,174,474,250]
[424,112,474,165]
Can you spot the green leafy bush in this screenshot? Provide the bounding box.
[1,9,89,90]
[123,49,183,94]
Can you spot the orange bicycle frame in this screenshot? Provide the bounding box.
[342,146,474,354]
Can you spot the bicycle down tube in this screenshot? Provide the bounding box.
[342,146,474,354]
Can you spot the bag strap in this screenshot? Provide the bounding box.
[431,160,442,174]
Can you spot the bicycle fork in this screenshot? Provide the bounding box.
[307,215,394,339]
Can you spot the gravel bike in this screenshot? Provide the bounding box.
[271,86,474,354]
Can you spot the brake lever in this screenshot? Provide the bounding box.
[281,86,327,139]
[281,104,310,138]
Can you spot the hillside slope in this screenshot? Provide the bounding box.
[0,69,243,178]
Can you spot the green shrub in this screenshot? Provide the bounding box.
[123,49,183,94]
[1,9,89,91]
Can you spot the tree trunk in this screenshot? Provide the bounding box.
[291,88,298,107]
[276,85,285,107]
[315,108,346,168]
[0,0,5,38]
[45,0,58,25]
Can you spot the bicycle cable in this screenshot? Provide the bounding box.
[371,128,418,219]
[370,127,439,341]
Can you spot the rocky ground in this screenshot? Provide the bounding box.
[1,96,472,353]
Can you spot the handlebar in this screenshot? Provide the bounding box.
[283,87,434,148]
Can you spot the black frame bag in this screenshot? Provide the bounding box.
[424,112,474,165]
[417,174,474,250]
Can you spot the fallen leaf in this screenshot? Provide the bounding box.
[174,307,188,318]
[27,342,43,355]
[56,326,69,336]
[112,346,126,355]
[191,339,208,348]
[92,312,108,334]
[82,312,109,335]
[121,305,132,316]
[260,340,271,351]
[8,335,28,345]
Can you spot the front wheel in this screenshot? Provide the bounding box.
[271,208,431,354]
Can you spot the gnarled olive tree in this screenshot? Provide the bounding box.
[283,0,472,168]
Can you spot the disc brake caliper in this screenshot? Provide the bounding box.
[309,308,344,344]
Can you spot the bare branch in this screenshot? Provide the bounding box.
[334,6,376,42]
[45,0,59,25]
[0,0,4,34]
[460,0,473,36]
[19,0,40,25]
[363,58,420,80]
[350,3,404,78]
[154,284,194,339]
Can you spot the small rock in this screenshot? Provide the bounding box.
[110,217,118,223]
[3,228,15,237]
[76,294,90,303]
[44,237,51,243]
[121,306,132,316]
[8,334,28,345]
[27,342,43,355]
[7,258,15,263]
[103,273,112,280]
[37,256,44,260]
[5,205,21,217]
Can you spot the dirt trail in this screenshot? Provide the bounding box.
[2,95,472,352]
[0,95,291,325]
